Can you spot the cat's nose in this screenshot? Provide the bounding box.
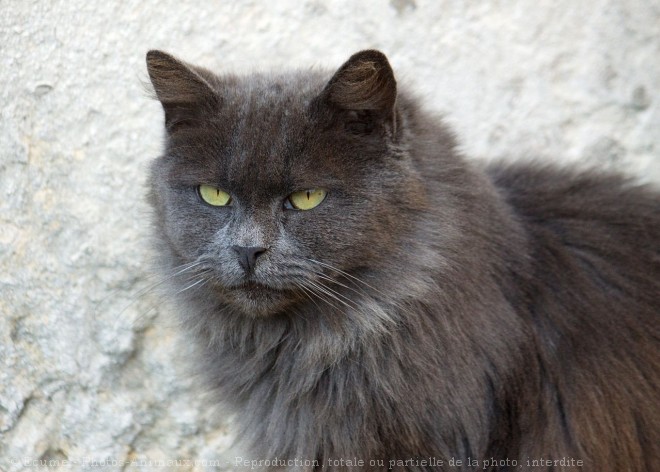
[232,245,268,273]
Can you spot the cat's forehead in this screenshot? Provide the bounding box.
[203,70,338,196]
[219,70,327,110]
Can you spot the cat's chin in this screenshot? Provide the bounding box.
[222,282,298,317]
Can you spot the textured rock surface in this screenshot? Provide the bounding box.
[1,1,658,470]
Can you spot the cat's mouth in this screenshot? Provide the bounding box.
[222,279,297,316]
[236,280,281,292]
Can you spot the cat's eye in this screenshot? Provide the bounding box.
[285,189,327,211]
[198,184,232,206]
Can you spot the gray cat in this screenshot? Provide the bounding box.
[145,50,659,471]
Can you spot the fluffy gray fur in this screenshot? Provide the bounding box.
[146,50,660,471]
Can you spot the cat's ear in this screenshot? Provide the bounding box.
[146,50,219,134]
[316,50,397,136]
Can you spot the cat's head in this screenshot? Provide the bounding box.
[146,50,427,317]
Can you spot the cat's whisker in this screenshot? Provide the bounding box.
[96,260,204,316]
[110,260,207,331]
[286,262,374,313]
[296,283,321,309]
[300,280,344,313]
[295,284,323,318]
[175,271,212,296]
[313,271,372,302]
[305,279,359,312]
[306,258,384,295]
[306,258,409,313]
[313,278,363,312]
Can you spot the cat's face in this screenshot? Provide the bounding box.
[147,50,425,316]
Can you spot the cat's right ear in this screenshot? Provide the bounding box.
[146,50,219,134]
[313,50,398,137]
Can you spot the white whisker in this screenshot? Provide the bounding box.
[301,280,344,312]
[307,258,385,296]
[175,272,211,295]
[109,260,208,331]
[305,279,358,312]
[305,258,406,312]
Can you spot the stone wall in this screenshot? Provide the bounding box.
[1,1,658,470]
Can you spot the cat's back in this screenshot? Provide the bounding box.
[487,161,659,322]
[485,162,660,470]
[487,162,659,280]
[487,164,660,470]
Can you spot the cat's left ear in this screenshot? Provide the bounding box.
[315,50,398,136]
[146,50,219,133]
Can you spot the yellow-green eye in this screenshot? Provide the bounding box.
[198,184,232,206]
[285,189,327,210]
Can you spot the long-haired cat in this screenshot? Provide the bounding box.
[145,49,659,471]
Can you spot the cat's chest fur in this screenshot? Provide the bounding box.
[146,50,660,471]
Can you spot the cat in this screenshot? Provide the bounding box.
[145,49,660,471]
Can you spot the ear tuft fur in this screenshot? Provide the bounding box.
[315,50,398,135]
[324,50,397,114]
[145,50,219,132]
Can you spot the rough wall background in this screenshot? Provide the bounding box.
[1,1,659,470]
